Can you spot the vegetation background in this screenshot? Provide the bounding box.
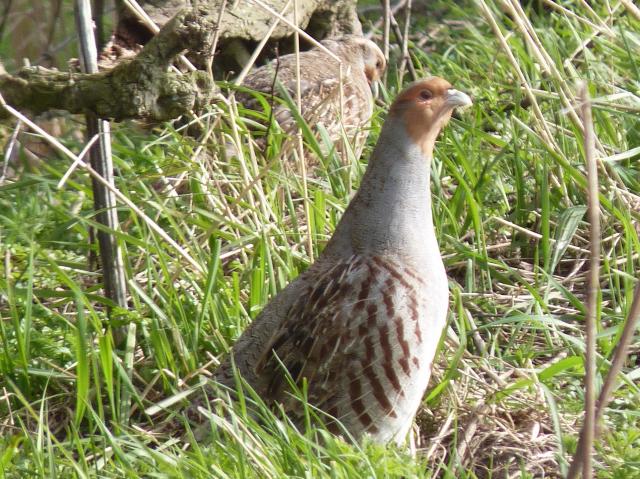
[0,0,638,477]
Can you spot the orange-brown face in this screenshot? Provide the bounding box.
[326,36,386,85]
[362,41,386,84]
[390,77,472,156]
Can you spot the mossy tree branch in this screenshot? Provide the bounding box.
[0,7,216,121]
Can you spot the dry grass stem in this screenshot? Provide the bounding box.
[57,133,100,188]
[0,120,22,182]
[292,0,314,261]
[565,81,599,479]
[491,217,591,254]
[206,0,228,79]
[567,285,640,477]
[249,0,341,63]
[620,0,640,21]
[477,0,559,150]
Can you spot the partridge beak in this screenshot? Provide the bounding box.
[445,89,473,108]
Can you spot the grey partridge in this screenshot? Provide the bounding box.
[199,77,471,444]
[236,35,386,161]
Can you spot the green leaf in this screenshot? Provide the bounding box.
[550,206,587,274]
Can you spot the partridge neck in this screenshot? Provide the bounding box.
[326,117,440,266]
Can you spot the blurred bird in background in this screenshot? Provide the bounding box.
[235,35,386,166]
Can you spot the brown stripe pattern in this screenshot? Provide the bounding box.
[250,253,443,443]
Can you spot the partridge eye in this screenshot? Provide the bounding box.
[419,89,433,100]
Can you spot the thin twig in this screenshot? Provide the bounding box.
[382,0,390,66]
[367,0,409,39]
[0,120,21,183]
[595,285,640,418]
[206,0,227,81]
[46,0,64,54]
[398,0,417,81]
[580,81,599,479]
[388,11,417,80]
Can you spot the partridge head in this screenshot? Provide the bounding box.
[194,77,471,444]
[320,35,386,84]
[390,77,473,155]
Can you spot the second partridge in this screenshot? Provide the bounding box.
[236,35,385,161]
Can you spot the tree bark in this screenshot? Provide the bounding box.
[115,0,361,48]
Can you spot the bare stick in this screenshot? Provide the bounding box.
[566,82,599,479]
[75,0,129,346]
[398,0,416,81]
[567,283,640,478]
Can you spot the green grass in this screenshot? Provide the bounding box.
[1,0,640,477]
